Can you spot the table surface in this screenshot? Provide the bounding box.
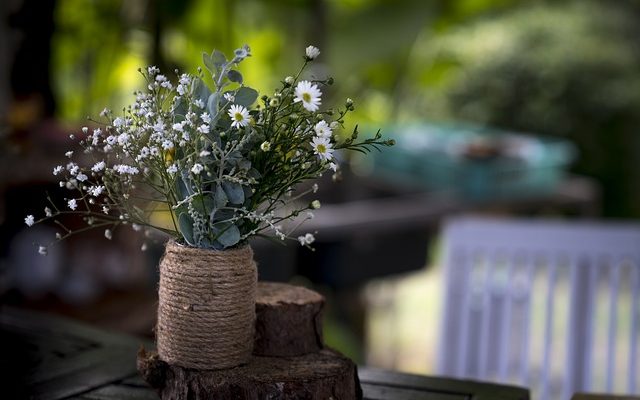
[1,307,529,400]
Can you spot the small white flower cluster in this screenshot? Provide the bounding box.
[25,43,392,253]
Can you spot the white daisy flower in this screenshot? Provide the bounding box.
[294,81,322,112]
[310,136,334,161]
[305,45,320,60]
[314,120,332,138]
[25,215,35,226]
[228,104,250,129]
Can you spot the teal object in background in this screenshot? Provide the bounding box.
[369,123,576,201]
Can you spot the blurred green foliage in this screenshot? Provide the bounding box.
[408,1,640,217]
[49,0,640,217]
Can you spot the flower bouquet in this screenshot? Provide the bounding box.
[25,44,392,370]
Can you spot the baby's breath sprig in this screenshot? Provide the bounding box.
[25,44,392,253]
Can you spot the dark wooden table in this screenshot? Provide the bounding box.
[1,307,529,400]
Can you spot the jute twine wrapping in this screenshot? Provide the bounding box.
[157,240,257,370]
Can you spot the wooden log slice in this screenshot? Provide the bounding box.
[254,281,324,357]
[138,347,362,400]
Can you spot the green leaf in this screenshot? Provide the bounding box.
[227,70,243,84]
[178,213,195,246]
[176,175,192,200]
[234,87,258,107]
[211,50,226,67]
[173,97,188,117]
[215,184,228,208]
[202,52,215,74]
[192,194,216,215]
[214,222,241,248]
[207,93,220,120]
[192,78,212,103]
[238,159,251,171]
[210,208,234,223]
[222,181,244,204]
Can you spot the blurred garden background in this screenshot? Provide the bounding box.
[2,0,640,394]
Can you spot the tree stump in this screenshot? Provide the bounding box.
[254,282,324,356]
[138,281,362,399]
[138,347,362,400]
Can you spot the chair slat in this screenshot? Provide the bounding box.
[478,256,495,380]
[541,261,559,400]
[562,258,580,400]
[606,262,621,392]
[628,263,639,394]
[455,250,473,377]
[519,256,535,385]
[498,257,516,381]
[582,261,598,392]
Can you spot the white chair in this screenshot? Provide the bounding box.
[438,217,640,400]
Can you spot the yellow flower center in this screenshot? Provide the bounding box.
[317,144,326,153]
[302,92,312,103]
[234,112,244,122]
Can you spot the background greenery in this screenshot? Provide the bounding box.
[46,0,640,218]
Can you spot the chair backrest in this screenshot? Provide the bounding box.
[438,217,640,400]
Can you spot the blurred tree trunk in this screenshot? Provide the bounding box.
[8,0,57,120]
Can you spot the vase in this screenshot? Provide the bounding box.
[156,240,257,369]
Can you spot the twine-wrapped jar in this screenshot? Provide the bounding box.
[156,241,257,369]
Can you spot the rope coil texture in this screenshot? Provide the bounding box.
[157,240,257,370]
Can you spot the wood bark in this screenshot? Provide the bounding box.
[254,281,324,356]
[138,347,362,400]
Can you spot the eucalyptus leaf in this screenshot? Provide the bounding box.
[192,78,212,103]
[192,194,216,215]
[210,208,235,223]
[215,184,228,208]
[173,97,188,117]
[211,50,226,67]
[176,175,192,199]
[178,213,195,246]
[247,168,261,179]
[207,93,220,121]
[227,70,243,84]
[234,86,258,107]
[202,52,215,75]
[243,186,253,200]
[238,159,251,171]
[214,222,241,248]
[222,181,244,204]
